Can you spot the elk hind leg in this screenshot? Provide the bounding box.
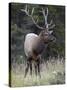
[24,58,30,78]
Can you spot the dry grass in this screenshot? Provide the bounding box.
[10,57,65,87]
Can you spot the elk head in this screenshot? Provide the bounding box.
[21,5,56,43]
[39,30,56,44]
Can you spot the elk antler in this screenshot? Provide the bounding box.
[21,5,55,30]
[42,8,55,30]
[42,8,48,29]
[48,19,55,29]
[21,5,45,30]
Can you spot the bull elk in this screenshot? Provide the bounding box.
[21,5,56,78]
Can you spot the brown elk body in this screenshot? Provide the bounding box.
[21,5,56,77]
[24,30,55,77]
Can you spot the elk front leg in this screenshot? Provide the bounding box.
[34,62,38,76]
[36,56,41,78]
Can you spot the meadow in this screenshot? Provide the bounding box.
[11,57,65,87]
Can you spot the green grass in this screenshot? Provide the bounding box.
[10,57,65,87]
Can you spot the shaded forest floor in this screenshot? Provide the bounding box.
[10,57,65,87]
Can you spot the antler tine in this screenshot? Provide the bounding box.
[25,4,27,11]
[45,8,48,16]
[48,19,55,30]
[31,8,34,15]
[48,20,53,26]
[21,5,30,16]
[42,8,48,16]
[42,8,45,18]
[49,24,55,29]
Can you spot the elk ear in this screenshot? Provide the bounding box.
[49,30,53,34]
